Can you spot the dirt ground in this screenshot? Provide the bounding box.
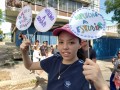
[0,70,48,90]
[0,70,35,90]
[0,71,11,81]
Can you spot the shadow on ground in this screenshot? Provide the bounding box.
[32,76,47,90]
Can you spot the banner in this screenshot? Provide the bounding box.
[69,8,106,40]
[16,5,32,31]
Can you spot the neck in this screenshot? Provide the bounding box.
[82,45,89,51]
[62,57,78,64]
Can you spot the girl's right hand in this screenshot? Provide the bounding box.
[20,39,31,53]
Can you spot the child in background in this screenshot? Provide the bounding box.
[32,40,41,75]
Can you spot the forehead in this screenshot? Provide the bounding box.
[58,31,77,38]
[58,31,81,43]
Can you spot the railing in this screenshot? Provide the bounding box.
[74,0,91,3]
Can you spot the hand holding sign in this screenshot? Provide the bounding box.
[16,5,32,31]
[69,8,106,40]
[34,7,57,32]
[69,8,106,89]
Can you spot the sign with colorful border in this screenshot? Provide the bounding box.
[16,5,32,31]
[34,7,57,32]
[69,8,106,40]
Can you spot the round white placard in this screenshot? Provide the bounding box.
[34,7,57,32]
[16,5,32,31]
[69,8,106,40]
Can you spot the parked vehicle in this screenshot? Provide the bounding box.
[0,35,3,41]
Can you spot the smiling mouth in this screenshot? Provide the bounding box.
[62,52,70,56]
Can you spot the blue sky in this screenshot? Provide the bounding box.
[100,0,117,26]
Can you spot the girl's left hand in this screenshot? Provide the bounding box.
[83,58,109,90]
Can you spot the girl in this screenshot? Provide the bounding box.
[20,24,109,90]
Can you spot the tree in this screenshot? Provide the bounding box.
[0,9,2,25]
[105,0,120,33]
[0,30,3,35]
[105,0,120,23]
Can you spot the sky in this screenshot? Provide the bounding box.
[100,0,117,26]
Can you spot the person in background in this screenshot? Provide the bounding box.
[110,49,120,90]
[40,41,48,60]
[77,40,96,63]
[31,40,41,75]
[54,45,59,54]
[20,24,109,90]
[50,45,54,54]
[112,63,120,90]
[47,47,53,58]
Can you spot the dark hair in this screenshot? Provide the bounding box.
[34,40,39,50]
[77,48,86,61]
[35,40,39,44]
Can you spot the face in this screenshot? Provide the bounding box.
[81,40,87,47]
[58,31,80,63]
[118,51,120,58]
[35,41,39,46]
[43,42,47,46]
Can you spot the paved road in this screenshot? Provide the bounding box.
[0,59,113,90]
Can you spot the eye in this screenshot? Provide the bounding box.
[58,41,63,44]
[69,41,75,44]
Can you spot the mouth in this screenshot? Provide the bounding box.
[62,52,70,57]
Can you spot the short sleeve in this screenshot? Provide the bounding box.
[40,54,62,73]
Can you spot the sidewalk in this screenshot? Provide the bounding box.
[0,61,48,90]
[0,60,113,90]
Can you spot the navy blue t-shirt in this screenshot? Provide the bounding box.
[40,54,96,90]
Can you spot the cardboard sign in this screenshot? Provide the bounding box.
[34,7,57,32]
[16,5,32,31]
[69,8,106,40]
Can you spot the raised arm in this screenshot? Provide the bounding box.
[20,39,42,70]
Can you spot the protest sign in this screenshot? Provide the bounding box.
[69,8,106,40]
[34,7,57,32]
[16,5,32,31]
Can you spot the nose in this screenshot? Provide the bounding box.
[63,43,69,50]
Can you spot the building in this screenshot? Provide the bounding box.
[5,0,120,60]
[5,0,91,46]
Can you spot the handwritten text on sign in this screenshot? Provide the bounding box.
[34,7,57,32]
[37,9,54,27]
[16,5,32,31]
[69,8,106,40]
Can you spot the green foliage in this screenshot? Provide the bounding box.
[0,30,3,35]
[105,0,120,23]
[0,9,2,19]
[0,9,2,24]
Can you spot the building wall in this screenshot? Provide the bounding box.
[93,36,120,60]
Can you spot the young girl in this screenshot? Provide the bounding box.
[20,24,109,90]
